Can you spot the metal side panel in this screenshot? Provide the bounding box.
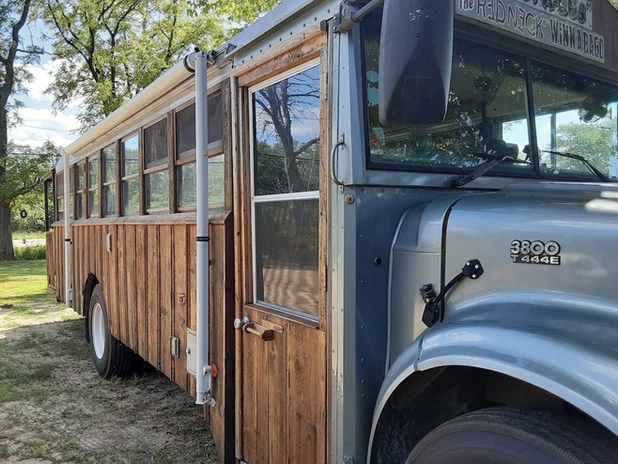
[186,328,197,376]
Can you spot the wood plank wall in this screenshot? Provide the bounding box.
[46,211,234,405]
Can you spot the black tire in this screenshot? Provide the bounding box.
[406,407,618,464]
[88,284,134,378]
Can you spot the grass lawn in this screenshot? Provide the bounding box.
[11,231,46,241]
[0,260,218,463]
[0,260,78,329]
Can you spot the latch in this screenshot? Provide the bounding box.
[421,259,484,328]
[234,316,275,341]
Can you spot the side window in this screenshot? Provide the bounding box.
[75,163,85,219]
[175,92,225,210]
[56,171,64,221]
[103,145,116,217]
[88,156,99,218]
[251,64,321,318]
[121,135,139,216]
[144,119,169,212]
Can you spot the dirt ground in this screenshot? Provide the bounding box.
[0,301,220,464]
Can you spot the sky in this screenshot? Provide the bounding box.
[8,21,79,150]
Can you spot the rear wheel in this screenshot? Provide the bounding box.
[88,284,134,378]
[406,407,618,464]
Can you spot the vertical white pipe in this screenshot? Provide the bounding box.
[63,152,72,307]
[195,51,213,406]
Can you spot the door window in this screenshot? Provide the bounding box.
[251,63,321,318]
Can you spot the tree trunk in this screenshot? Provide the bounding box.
[0,105,12,260]
[0,200,14,260]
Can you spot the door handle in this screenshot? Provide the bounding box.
[243,322,275,341]
[233,317,275,342]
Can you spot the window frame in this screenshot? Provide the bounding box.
[55,170,64,221]
[248,59,321,322]
[141,116,170,214]
[361,19,618,183]
[75,161,86,220]
[121,133,140,217]
[87,153,101,219]
[173,85,226,212]
[102,143,117,217]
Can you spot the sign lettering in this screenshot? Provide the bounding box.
[457,0,604,63]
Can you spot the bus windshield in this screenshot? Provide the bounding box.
[362,10,618,181]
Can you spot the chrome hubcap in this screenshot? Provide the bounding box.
[91,303,106,359]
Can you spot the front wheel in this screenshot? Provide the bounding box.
[88,284,134,378]
[406,407,618,464]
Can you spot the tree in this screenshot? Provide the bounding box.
[0,0,48,260]
[0,142,59,259]
[552,122,616,174]
[207,0,280,31]
[41,0,225,131]
[254,70,320,194]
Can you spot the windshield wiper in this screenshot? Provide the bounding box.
[541,150,609,182]
[451,154,531,187]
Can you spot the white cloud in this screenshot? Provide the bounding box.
[9,107,78,148]
[23,60,60,102]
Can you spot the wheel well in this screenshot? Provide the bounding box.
[82,274,99,342]
[370,366,608,464]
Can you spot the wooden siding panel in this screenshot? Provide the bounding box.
[136,225,148,359]
[108,224,120,338]
[74,227,81,314]
[206,220,234,462]
[125,225,138,351]
[288,325,326,464]
[188,224,197,397]
[268,316,288,464]
[241,307,258,462]
[147,226,160,368]
[159,225,173,378]
[117,225,129,344]
[188,224,197,331]
[173,225,188,391]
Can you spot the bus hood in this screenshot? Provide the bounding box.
[443,182,618,320]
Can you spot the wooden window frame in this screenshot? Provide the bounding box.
[247,59,322,325]
[75,161,86,220]
[87,153,101,219]
[102,143,117,217]
[56,171,64,222]
[143,115,170,214]
[121,133,140,216]
[173,84,226,213]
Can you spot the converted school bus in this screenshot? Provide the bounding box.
[47,0,618,463]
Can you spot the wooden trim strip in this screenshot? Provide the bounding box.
[237,30,326,87]
[115,139,122,217]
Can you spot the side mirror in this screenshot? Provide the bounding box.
[378,0,454,126]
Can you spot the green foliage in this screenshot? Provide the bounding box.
[13,245,46,260]
[1,142,59,243]
[40,0,226,131]
[0,142,59,204]
[546,122,616,176]
[206,0,281,31]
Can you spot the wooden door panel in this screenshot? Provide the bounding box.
[240,307,326,464]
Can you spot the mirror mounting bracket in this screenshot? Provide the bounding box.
[335,0,384,33]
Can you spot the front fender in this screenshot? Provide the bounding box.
[368,296,618,462]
